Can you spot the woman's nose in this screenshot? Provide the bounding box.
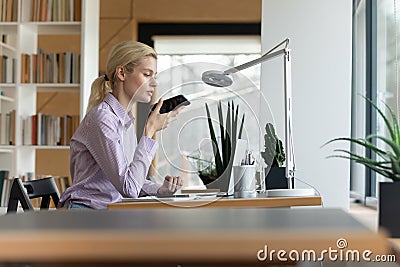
[149,77,158,87]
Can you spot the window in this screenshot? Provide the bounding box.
[352,0,400,201]
[150,35,261,186]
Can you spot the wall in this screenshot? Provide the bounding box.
[261,0,352,209]
[99,0,261,71]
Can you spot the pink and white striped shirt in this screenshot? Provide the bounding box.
[58,93,160,209]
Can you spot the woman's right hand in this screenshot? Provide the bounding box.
[144,98,183,138]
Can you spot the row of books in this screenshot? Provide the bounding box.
[21,50,80,84]
[31,0,81,22]
[0,0,18,22]
[0,55,16,83]
[22,113,80,146]
[0,110,15,145]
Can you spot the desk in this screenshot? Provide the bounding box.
[0,208,390,266]
[108,195,323,209]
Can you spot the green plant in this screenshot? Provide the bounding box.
[261,123,286,167]
[324,97,400,182]
[200,100,245,182]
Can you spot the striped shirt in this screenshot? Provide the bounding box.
[58,93,160,209]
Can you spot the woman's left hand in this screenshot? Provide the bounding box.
[157,175,183,195]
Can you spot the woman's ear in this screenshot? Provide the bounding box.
[115,66,125,81]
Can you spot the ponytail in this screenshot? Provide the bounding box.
[86,76,112,114]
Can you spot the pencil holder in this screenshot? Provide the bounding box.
[233,165,256,198]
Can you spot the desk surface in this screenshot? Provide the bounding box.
[0,208,389,266]
[108,194,323,209]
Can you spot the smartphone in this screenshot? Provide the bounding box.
[151,94,190,114]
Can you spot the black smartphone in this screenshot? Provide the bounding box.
[151,94,190,114]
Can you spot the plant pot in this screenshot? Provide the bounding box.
[265,167,293,190]
[199,174,218,185]
[379,181,400,237]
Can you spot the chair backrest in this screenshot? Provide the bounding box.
[7,177,60,213]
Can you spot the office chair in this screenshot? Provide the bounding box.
[7,177,60,213]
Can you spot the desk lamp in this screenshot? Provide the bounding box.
[202,38,314,197]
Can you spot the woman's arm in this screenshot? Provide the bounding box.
[83,111,158,198]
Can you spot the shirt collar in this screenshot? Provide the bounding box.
[104,93,135,128]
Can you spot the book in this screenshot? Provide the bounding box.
[1,176,12,207]
[9,109,15,145]
[5,0,12,22]
[74,0,81,21]
[32,114,37,145]
[0,170,9,206]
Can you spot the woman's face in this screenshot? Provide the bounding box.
[123,56,157,104]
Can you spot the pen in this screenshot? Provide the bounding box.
[242,151,255,165]
[157,194,191,198]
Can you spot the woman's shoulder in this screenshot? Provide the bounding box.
[85,102,119,126]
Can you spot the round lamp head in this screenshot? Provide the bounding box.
[201,70,233,87]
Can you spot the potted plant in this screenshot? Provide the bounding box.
[324,97,400,237]
[197,100,245,191]
[260,123,288,190]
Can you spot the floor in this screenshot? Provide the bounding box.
[349,202,378,231]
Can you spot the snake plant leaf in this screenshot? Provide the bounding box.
[238,114,245,139]
[218,101,228,168]
[232,104,238,162]
[225,102,231,171]
[203,101,246,180]
[232,104,238,151]
[231,100,234,133]
[205,103,224,176]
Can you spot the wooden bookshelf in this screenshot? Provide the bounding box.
[0,0,99,182]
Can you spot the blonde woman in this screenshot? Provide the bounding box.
[58,41,183,209]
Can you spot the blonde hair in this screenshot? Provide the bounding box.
[86,41,157,113]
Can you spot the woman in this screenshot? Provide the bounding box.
[58,41,183,209]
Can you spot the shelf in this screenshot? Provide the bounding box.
[21,83,80,93]
[0,23,18,33]
[20,22,81,35]
[0,42,16,52]
[21,83,80,87]
[0,83,16,88]
[37,88,80,93]
[0,95,14,102]
[0,146,15,153]
[5,0,98,178]
[19,146,70,150]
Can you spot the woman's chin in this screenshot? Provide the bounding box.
[137,97,152,104]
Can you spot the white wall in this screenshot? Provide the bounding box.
[261,0,352,209]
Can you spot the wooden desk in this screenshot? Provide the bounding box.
[108,195,323,209]
[0,208,390,266]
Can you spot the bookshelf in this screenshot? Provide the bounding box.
[0,0,99,181]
